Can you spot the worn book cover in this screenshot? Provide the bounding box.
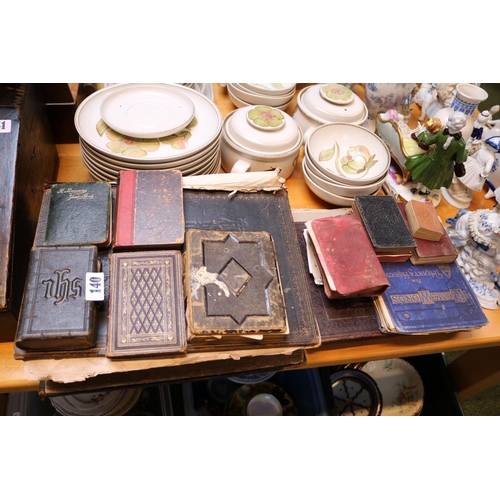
[305,215,389,299]
[182,189,320,350]
[397,202,458,265]
[353,195,416,256]
[373,261,488,334]
[185,228,287,336]
[114,170,184,250]
[295,222,383,345]
[107,250,187,358]
[405,199,443,241]
[14,246,98,351]
[44,182,112,247]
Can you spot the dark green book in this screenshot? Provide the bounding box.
[44,182,112,247]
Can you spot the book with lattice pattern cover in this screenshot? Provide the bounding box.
[106,250,187,358]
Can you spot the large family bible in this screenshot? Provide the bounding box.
[182,189,320,350]
[185,228,287,339]
[114,169,184,250]
[106,250,187,358]
[14,246,99,351]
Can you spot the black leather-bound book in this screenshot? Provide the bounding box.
[353,195,416,256]
[44,182,112,247]
[14,246,99,351]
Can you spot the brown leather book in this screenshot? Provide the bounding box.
[305,214,390,299]
[397,202,458,265]
[114,169,184,250]
[106,250,187,358]
[404,199,443,241]
[185,228,287,338]
[14,246,99,351]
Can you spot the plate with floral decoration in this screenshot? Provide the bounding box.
[360,358,424,416]
[75,83,222,163]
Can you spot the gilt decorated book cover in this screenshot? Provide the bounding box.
[373,261,488,334]
[185,228,287,336]
[14,246,98,351]
[107,250,187,358]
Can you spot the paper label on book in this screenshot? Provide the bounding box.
[0,120,11,133]
[85,272,104,301]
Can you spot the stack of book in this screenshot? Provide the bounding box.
[15,171,321,361]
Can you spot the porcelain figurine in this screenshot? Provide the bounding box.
[442,136,500,208]
[467,105,500,147]
[446,202,500,309]
[405,111,468,195]
[413,83,438,122]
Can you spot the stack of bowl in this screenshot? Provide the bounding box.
[293,83,368,143]
[303,123,390,206]
[227,83,296,110]
[74,83,223,182]
[221,105,303,179]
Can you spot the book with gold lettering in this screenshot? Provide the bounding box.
[44,182,112,248]
[373,261,488,334]
[106,250,187,358]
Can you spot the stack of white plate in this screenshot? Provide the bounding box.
[303,122,391,206]
[227,83,296,110]
[74,83,223,182]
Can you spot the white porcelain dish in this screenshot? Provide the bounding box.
[75,83,222,163]
[227,86,291,111]
[239,82,296,96]
[302,162,356,206]
[100,85,195,139]
[360,359,424,416]
[307,122,390,186]
[303,157,385,197]
[229,83,295,107]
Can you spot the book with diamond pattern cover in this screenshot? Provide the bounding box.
[106,250,187,358]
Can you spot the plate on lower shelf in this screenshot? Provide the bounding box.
[360,358,424,416]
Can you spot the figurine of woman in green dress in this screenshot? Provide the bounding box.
[406,111,468,195]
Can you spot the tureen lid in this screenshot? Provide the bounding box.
[300,83,367,124]
[224,105,302,154]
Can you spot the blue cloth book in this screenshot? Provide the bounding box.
[373,261,488,334]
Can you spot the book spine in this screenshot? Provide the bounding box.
[115,171,137,247]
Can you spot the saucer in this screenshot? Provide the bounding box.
[100,85,195,139]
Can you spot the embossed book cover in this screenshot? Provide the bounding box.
[185,229,287,337]
[44,182,112,247]
[182,189,320,350]
[373,261,488,334]
[14,246,98,351]
[114,170,184,250]
[107,250,187,358]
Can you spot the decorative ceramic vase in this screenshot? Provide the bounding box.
[364,83,416,120]
[432,83,488,142]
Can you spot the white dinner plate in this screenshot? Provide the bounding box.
[100,86,195,139]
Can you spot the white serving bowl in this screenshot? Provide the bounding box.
[307,122,390,186]
[239,82,296,96]
[292,84,368,142]
[227,86,292,110]
[303,157,384,198]
[302,161,357,206]
[221,107,302,179]
[229,83,295,107]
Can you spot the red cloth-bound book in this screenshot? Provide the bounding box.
[114,169,184,250]
[305,214,390,299]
